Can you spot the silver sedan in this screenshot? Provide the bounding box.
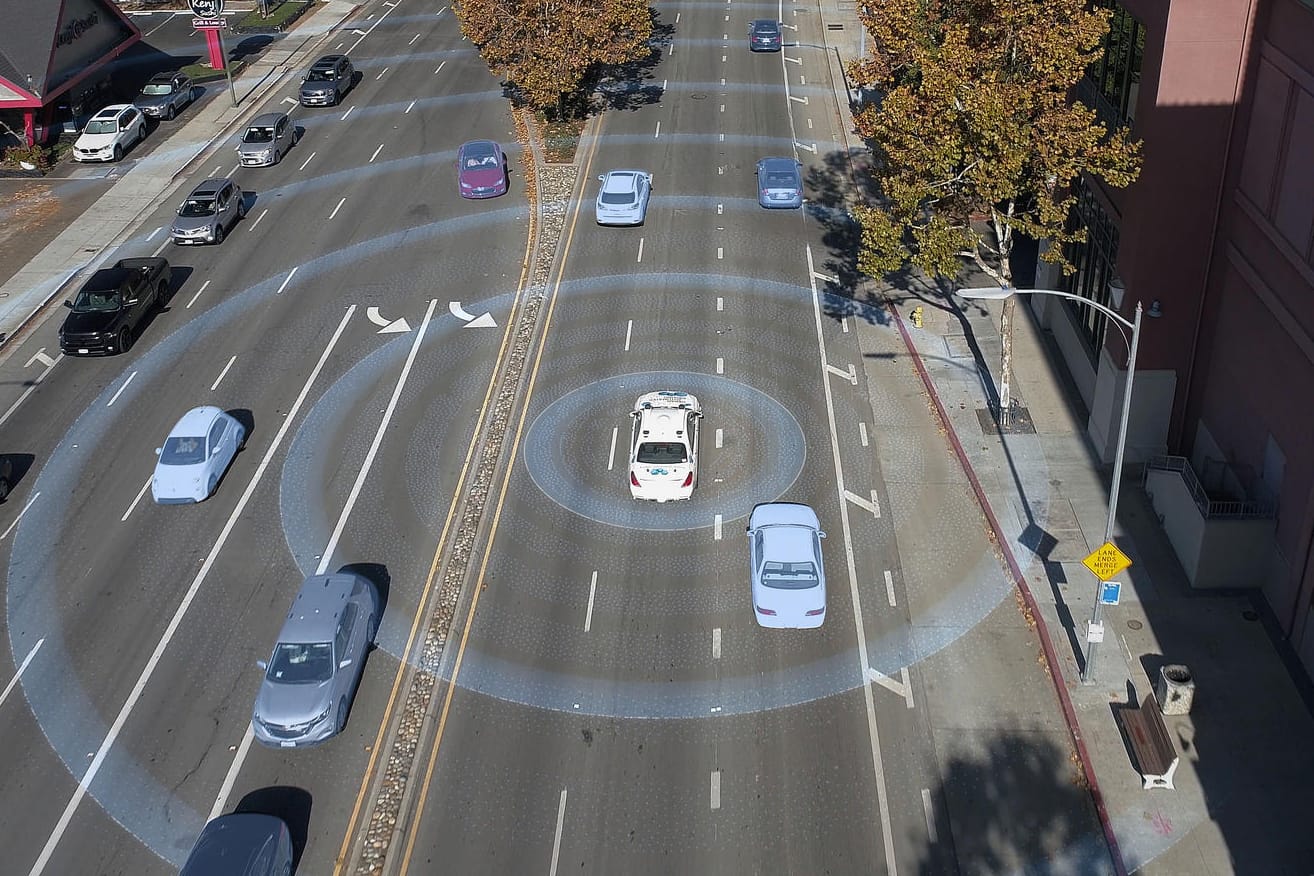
[747,502,828,628]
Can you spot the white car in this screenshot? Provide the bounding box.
[152,406,246,504]
[747,502,827,628]
[596,169,652,226]
[72,104,146,162]
[629,391,701,501]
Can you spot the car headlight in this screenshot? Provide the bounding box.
[461,181,473,189]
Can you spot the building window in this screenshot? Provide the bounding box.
[1061,180,1120,362]
[1079,2,1145,130]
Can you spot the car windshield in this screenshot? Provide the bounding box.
[141,83,173,96]
[637,442,688,464]
[463,148,498,168]
[267,642,334,683]
[179,198,216,217]
[244,126,275,143]
[307,68,335,82]
[600,190,636,205]
[83,119,117,135]
[760,560,819,589]
[71,289,121,312]
[764,172,797,187]
[160,435,206,465]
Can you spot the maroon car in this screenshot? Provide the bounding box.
[457,139,508,199]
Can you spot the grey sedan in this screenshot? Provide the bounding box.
[747,502,827,628]
[756,157,804,208]
[253,572,378,748]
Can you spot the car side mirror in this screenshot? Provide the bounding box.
[256,659,268,671]
[597,174,605,181]
[124,298,138,306]
[211,446,221,456]
[63,299,73,308]
[155,447,162,456]
[338,658,353,669]
[818,531,827,539]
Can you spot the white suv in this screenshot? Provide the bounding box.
[629,391,702,501]
[72,105,146,162]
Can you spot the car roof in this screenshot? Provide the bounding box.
[749,501,821,530]
[171,406,223,436]
[189,178,232,197]
[761,524,815,560]
[93,104,133,117]
[752,19,779,28]
[637,407,691,442]
[313,54,347,66]
[602,170,644,192]
[180,813,288,876]
[278,573,367,642]
[249,112,286,126]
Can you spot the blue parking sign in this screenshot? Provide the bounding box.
[1100,581,1122,605]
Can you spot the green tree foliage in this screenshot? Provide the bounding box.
[456,0,654,116]
[847,0,1142,288]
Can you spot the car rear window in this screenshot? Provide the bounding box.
[764,172,796,187]
[637,442,688,464]
[761,561,819,588]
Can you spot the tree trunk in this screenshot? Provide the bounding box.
[999,296,1014,414]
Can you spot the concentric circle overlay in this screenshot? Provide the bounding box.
[522,371,806,531]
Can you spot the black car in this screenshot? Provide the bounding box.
[749,19,783,51]
[300,55,354,106]
[180,813,293,876]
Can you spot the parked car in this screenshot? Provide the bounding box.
[237,112,297,167]
[59,257,171,355]
[134,71,195,121]
[457,139,508,198]
[0,457,12,502]
[172,178,245,245]
[595,169,652,226]
[756,157,804,208]
[749,19,783,51]
[253,572,378,748]
[300,54,354,106]
[179,813,293,876]
[72,104,146,162]
[629,391,702,502]
[747,502,827,628]
[152,406,246,504]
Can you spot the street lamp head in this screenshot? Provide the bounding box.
[956,286,1015,300]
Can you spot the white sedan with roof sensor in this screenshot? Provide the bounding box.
[747,502,827,628]
[152,406,246,504]
[596,169,652,226]
[629,391,701,501]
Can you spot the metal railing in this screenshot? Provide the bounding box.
[1144,455,1275,519]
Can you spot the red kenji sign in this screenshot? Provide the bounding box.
[193,17,226,28]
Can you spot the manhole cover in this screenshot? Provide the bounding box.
[1126,619,1143,630]
[691,92,707,100]
[1242,609,1259,621]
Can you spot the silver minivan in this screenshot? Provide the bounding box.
[253,572,378,748]
[237,112,296,167]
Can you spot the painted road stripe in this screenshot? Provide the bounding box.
[121,476,152,521]
[716,357,724,374]
[714,514,722,540]
[859,422,869,447]
[405,100,416,114]
[712,627,721,659]
[624,319,633,351]
[0,638,44,712]
[329,197,347,219]
[106,371,136,407]
[299,151,316,170]
[435,60,446,74]
[654,120,661,138]
[0,352,61,429]
[370,143,384,162]
[584,571,598,631]
[710,771,721,810]
[549,789,568,876]
[922,789,937,841]
[607,426,618,470]
[884,569,896,606]
[844,489,880,518]
[340,106,354,121]
[248,208,268,232]
[716,296,723,310]
[715,428,723,449]
[636,237,644,262]
[841,315,849,332]
[275,266,299,295]
[1,492,39,541]
[186,279,210,309]
[211,356,236,391]
[145,226,161,241]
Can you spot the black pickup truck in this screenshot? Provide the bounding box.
[59,257,172,356]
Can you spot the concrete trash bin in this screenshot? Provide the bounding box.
[1155,664,1195,716]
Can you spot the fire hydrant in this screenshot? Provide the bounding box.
[910,305,924,328]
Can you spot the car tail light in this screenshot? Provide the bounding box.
[682,472,694,487]
[761,189,770,197]
[756,605,777,615]
[631,472,640,486]
[805,607,825,616]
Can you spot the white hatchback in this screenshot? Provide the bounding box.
[629,391,701,501]
[152,406,246,504]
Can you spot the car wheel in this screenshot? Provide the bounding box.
[156,279,171,308]
[336,698,348,733]
[137,126,145,143]
[164,104,175,121]
[206,475,217,498]
[117,326,132,353]
[367,613,377,644]
[112,144,122,162]
[213,223,224,245]
[0,477,10,503]
[237,199,247,219]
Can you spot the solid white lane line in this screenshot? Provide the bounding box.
[209,725,255,820]
[211,356,236,391]
[275,266,299,295]
[714,514,723,540]
[29,307,358,876]
[315,300,437,576]
[1,492,39,541]
[340,106,354,121]
[806,243,898,876]
[0,638,44,712]
[712,627,721,659]
[624,319,633,351]
[584,571,598,632]
[715,428,723,449]
[636,237,644,262]
[248,208,268,232]
[0,353,61,429]
[710,771,721,810]
[370,144,384,162]
[186,279,211,309]
[549,788,568,876]
[859,422,869,447]
[885,569,896,606]
[607,426,618,470]
[405,100,416,113]
[299,150,317,170]
[922,789,937,842]
[329,197,347,219]
[106,371,136,407]
[121,477,152,522]
[716,357,724,374]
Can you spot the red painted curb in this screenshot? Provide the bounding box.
[888,301,1127,876]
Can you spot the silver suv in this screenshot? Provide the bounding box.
[171,178,245,245]
[237,112,296,166]
[253,572,378,748]
[300,54,354,106]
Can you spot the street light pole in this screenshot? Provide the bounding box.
[957,287,1143,685]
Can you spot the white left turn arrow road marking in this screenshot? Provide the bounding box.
[366,307,411,333]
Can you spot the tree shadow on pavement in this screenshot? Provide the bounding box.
[589,13,673,113]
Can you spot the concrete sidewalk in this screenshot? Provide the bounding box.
[0,0,360,352]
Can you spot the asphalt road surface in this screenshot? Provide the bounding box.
[0,0,1003,874]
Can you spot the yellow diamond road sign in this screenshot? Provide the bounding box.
[1083,541,1132,581]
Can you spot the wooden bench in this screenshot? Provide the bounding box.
[1119,694,1180,790]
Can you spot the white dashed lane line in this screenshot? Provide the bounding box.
[106,371,136,407]
[299,151,316,170]
[716,357,724,374]
[624,319,633,351]
[211,355,236,392]
[340,106,354,121]
[884,569,896,606]
[584,571,598,631]
[859,422,869,447]
[405,100,416,114]
[247,208,268,232]
[186,279,210,309]
[0,492,40,541]
[714,514,723,539]
[710,771,721,810]
[636,237,644,262]
[370,143,384,162]
[376,67,389,79]
[607,426,618,470]
[712,627,721,659]
[275,266,299,295]
[329,198,347,219]
[121,477,151,522]
[549,789,568,876]
[435,60,446,74]
[0,637,44,711]
[715,428,723,448]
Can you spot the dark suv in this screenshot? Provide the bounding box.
[749,19,783,51]
[300,55,354,106]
